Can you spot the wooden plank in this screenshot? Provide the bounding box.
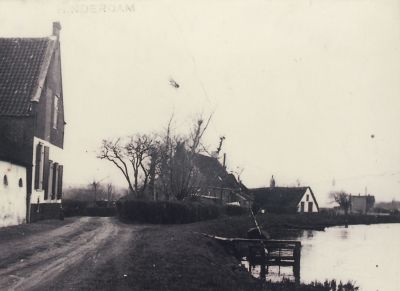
[199,233,300,245]
[264,261,297,267]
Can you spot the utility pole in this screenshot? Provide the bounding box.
[216,136,225,155]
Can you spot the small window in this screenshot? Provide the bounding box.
[53,95,59,129]
[3,175,8,186]
[306,195,309,201]
[19,178,23,187]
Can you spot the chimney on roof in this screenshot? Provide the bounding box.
[52,22,62,38]
[222,153,226,169]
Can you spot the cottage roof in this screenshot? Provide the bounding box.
[193,153,241,190]
[251,186,318,210]
[0,37,56,116]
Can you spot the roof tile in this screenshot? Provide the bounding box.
[194,153,241,189]
[252,187,309,209]
[0,38,51,116]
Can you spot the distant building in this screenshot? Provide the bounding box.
[0,22,65,227]
[350,194,375,214]
[190,153,252,207]
[251,186,319,214]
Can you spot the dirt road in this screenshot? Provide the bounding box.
[0,217,143,291]
[0,216,263,291]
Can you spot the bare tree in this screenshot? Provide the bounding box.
[188,114,212,153]
[231,167,244,184]
[106,183,113,206]
[99,114,214,201]
[153,114,175,200]
[98,134,156,198]
[153,114,213,201]
[330,191,351,215]
[169,114,212,200]
[90,179,101,203]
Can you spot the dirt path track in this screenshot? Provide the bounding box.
[0,217,142,291]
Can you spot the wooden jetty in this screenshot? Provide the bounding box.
[200,233,301,284]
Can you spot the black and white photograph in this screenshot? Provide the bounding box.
[0,0,399,290]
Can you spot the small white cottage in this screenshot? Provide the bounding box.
[252,186,319,214]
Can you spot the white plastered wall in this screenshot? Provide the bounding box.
[0,160,27,227]
[297,188,319,213]
[31,137,64,204]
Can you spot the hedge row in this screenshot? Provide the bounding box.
[62,200,116,217]
[116,199,248,224]
[224,204,249,216]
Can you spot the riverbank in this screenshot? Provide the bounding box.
[1,214,387,290]
[91,215,360,291]
[189,212,400,239]
[256,212,400,231]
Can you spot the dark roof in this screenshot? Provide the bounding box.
[193,153,241,190]
[0,37,54,116]
[251,187,310,210]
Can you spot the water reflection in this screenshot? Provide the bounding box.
[240,224,400,290]
[297,223,400,291]
[240,241,301,284]
[241,261,296,283]
[305,230,314,239]
[339,229,348,240]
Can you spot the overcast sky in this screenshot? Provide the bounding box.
[1,0,399,206]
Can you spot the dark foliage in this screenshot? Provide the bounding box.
[267,278,358,291]
[116,199,222,224]
[224,205,249,216]
[62,199,116,217]
[30,203,63,222]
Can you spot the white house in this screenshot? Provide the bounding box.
[252,186,319,214]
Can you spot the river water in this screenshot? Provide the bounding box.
[243,223,400,290]
[292,223,400,290]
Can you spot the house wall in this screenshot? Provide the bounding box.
[297,188,319,213]
[350,197,367,214]
[34,42,64,149]
[236,194,251,208]
[30,137,64,205]
[202,187,240,205]
[30,137,64,222]
[29,38,65,222]
[0,117,34,166]
[0,161,27,227]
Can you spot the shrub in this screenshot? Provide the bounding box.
[62,199,116,217]
[62,200,89,217]
[267,278,359,291]
[116,199,221,224]
[224,205,248,216]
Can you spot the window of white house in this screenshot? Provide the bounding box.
[34,143,47,190]
[19,178,23,187]
[3,175,8,186]
[34,144,42,189]
[53,95,59,129]
[306,194,309,201]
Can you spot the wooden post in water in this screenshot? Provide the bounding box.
[293,242,301,285]
[260,246,266,280]
[249,208,268,281]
